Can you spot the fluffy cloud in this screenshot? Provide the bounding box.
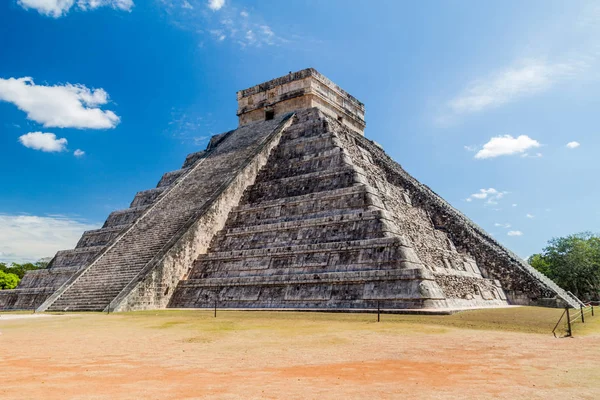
[74,149,85,157]
[18,0,133,17]
[566,141,581,149]
[18,132,68,152]
[466,188,508,205]
[474,135,541,159]
[507,230,524,237]
[17,0,74,17]
[207,0,224,11]
[448,60,585,114]
[0,214,99,263]
[0,77,120,129]
[494,223,511,228]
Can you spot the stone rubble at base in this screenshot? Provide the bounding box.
[0,68,579,312]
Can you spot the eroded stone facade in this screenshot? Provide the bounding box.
[0,69,578,312]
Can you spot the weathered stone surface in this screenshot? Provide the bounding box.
[237,68,365,135]
[1,68,578,312]
[36,114,293,312]
[169,108,512,310]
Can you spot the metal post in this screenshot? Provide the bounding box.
[214,298,217,318]
[566,307,572,337]
[581,305,585,323]
[377,301,380,322]
[592,305,594,317]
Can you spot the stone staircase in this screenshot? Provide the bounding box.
[169,109,449,310]
[37,114,292,312]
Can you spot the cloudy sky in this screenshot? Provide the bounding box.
[0,0,598,263]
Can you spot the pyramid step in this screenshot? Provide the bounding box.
[190,237,418,281]
[235,185,369,213]
[228,186,379,228]
[50,246,105,268]
[182,150,208,169]
[275,132,338,158]
[243,168,359,203]
[76,224,131,248]
[157,168,190,187]
[224,209,384,235]
[195,260,408,280]
[103,205,150,228]
[199,237,405,262]
[130,187,168,208]
[182,268,431,289]
[258,148,348,181]
[278,120,332,142]
[212,210,391,251]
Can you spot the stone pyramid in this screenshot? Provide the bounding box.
[0,69,578,312]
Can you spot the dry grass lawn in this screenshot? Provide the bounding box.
[1,307,599,399]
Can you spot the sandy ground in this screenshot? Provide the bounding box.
[0,308,599,399]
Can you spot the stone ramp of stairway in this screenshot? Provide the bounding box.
[39,114,292,312]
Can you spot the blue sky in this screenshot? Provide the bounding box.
[0,0,598,263]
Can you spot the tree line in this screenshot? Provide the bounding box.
[528,232,600,301]
[0,259,50,290]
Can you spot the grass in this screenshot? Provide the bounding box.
[106,306,600,336]
[2,306,599,336]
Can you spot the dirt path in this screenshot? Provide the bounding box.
[0,311,598,399]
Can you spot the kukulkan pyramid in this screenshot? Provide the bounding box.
[0,69,579,312]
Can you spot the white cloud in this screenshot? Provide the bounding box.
[566,141,581,149]
[0,77,120,129]
[466,188,508,205]
[77,0,133,11]
[18,0,74,17]
[507,230,524,237]
[512,204,518,207]
[526,213,535,219]
[494,223,511,228]
[0,214,99,263]
[18,0,133,17]
[161,2,286,48]
[182,0,193,9]
[207,0,224,11]
[464,145,477,152]
[74,149,85,157]
[19,132,68,152]
[448,60,585,114]
[520,152,543,158]
[474,135,541,159]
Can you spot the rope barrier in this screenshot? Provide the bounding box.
[553,305,596,337]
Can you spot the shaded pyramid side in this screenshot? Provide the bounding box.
[169,108,508,310]
[21,114,292,312]
[0,130,234,311]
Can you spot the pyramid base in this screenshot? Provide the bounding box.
[168,268,508,311]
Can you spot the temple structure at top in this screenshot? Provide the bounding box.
[237,68,366,135]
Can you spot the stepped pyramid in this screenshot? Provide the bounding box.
[0,68,578,312]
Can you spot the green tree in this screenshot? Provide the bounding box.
[0,258,50,279]
[0,270,20,290]
[529,232,600,300]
